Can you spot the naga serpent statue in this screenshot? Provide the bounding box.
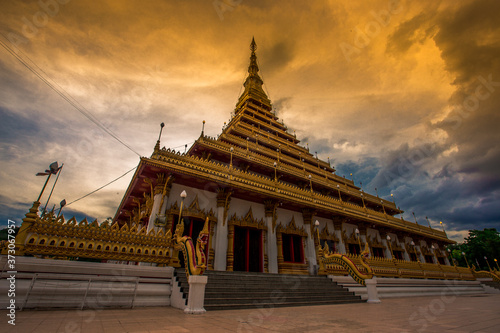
[471,265,500,283]
[172,217,210,278]
[317,241,374,286]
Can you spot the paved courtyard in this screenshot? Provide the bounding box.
[1,294,499,333]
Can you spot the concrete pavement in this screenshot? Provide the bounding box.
[1,294,499,332]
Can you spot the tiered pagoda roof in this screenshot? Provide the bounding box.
[114,39,452,245]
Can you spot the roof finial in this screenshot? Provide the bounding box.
[250,37,257,53]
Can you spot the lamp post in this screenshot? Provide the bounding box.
[360,192,366,210]
[42,163,64,216]
[440,221,445,233]
[355,228,361,254]
[425,216,431,228]
[462,251,470,268]
[386,235,394,260]
[308,174,313,193]
[484,256,492,271]
[177,190,187,226]
[431,244,437,264]
[229,147,234,168]
[410,241,418,262]
[57,199,66,218]
[447,248,455,266]
[35,161,60,202]
[273,162,277,182]
[494,259,499,271]
[336,184,343,205]
[412,212,419,225]
[314,220,320,246]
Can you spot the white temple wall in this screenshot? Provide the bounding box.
[276,208,301,227]
[167,184,217,213]
[227,197,265,221]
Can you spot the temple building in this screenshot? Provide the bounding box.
[113,38,453,275]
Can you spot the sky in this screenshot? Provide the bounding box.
[1,0,499,242]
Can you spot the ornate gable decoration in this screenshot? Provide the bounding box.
[368,235,385,248]
[342,229,360,245]
[319,225,339,241]
[166,195,216,222]
[277,216,307,237]
[228,207,267,230]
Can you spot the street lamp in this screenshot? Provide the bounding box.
[494,259,500,270]
[484,256,492,271]
[177,190,187,226]
[431,244,437,263]
[410,240,418,261]
[412,212,419,225]
[57,199,66,218]
[336,184,343,204]
[447,248,455,266]
[35,161,60,202]
[355,228,361,254]
[273,162,277,182]
[440,221,445,233]
[360,192,366,210]
[314,220,320,245]
[462,251,470,268]
[386,235,394,260]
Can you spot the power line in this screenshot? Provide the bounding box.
[62,166,137,209]
[0,33,141,157]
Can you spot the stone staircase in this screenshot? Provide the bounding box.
[174,269,364,310]
[331,275,487,300]
[479,280,500,293]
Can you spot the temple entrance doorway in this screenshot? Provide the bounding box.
[233,226,263,272]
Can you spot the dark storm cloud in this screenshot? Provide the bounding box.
[261,41,296,74]
[386,11,436,54]
[370,141,448,189]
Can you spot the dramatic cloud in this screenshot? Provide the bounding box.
[0,0,498,242]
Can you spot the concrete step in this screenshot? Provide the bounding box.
[204,298,364,311]
[331,275,487,300]
[194,270,363,311]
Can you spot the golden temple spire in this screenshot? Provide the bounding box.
[237,37,271,108]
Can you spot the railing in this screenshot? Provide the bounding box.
[16,273,140,310]
[324,254,476,281]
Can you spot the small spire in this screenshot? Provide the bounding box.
[247,37,261,79]
[154,122,165,151]
[236,37,271,108]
